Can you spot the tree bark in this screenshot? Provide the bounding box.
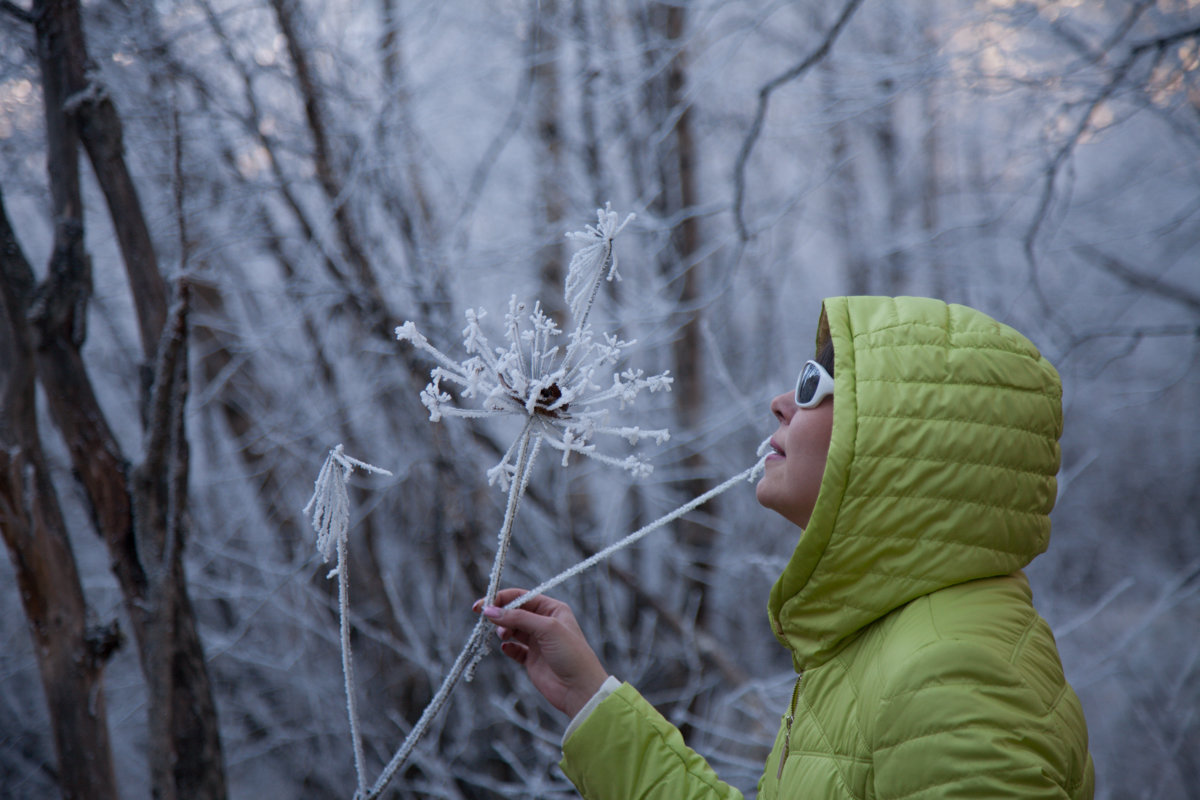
[1,187,122,800]
[642,1,714,630]
[24,2,228,797]
[531,0,568,320]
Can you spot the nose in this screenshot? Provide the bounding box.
[770,391,795,423]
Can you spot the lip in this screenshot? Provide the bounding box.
[765,438,785,461]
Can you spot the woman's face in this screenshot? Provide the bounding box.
[755,387,834,529]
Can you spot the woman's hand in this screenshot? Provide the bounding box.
[474,588,609,718]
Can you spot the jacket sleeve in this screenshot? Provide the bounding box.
[871,639,1090,800]
[559,682,746,800]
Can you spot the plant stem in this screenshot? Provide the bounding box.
[363,423,541,798]
[361,617,491,800]
[508,458,767,612]
[338,537,367,795]
[484,424,539,607]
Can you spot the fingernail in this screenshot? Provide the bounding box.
[472,599,483,612]
[482,605,502,620]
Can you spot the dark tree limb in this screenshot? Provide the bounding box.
[1074,243,1200,315]
[269,0,384,310]
[1,0,32,24]
[24,1,228,797]
[732,0,866,241]
[1,185,121,800]
[1023,20,1200,315]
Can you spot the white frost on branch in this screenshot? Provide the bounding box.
[563,203,634,325]
[304,444,393,566]
[360,208,676,799]
[303,444,392,796]
[396,210,670,489]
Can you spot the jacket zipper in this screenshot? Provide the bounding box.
[776,673,803,781]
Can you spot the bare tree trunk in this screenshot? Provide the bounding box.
[642,1,714,630]
[270,0,386,311]
[0,188,121,800]
[531,0,568,320]
[872,9,906,296]
[921,74,944,299]
[21,2,228,797]
[823,60,871,294]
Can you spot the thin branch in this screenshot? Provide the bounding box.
[143,279,191,481]
[731,0,865,241]
[1059,324,1199,359]
[1128,23,1200,56]
[1073,243,1200,315]
[1024,22,1200,314]
[364,424,541,799]
[336,537,367,795]
[1,0,32,24]
[508,455,768,612]
[451,32,537,250]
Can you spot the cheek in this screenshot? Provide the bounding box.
[786,409,833,495]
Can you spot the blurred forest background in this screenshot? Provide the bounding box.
[1,0,1198,798]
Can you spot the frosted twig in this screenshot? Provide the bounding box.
[364,446,770,799]
[302,444,391,796]
[484,425,539,606]
[508,442,771,612]
[363,618,491,800]
[364,208,673,797]
[304,444,393,564]
[365,423,544,792]
[336,536,367,795]
[396,215,670,484]
[564,203,634,328]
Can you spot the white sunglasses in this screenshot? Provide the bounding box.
[794,360,834,408]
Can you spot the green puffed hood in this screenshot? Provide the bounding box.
[768,296,1063,671]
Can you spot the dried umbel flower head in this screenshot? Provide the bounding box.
[304,444,393,566]
[396,208,671,488]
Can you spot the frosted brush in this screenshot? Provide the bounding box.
[364,207,669,798]
[316,208,760,800]
[303,445,392,796]
[508,438,774,612]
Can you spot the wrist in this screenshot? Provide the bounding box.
[563,669,609,718]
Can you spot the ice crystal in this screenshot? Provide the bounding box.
[396,221,672,488]
[304,444,393,566]
[303,444,391,795]
[335,208,682,799]
[563,203,634,324]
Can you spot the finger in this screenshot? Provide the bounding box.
[500,641,528,664]
[491,587,531,606]
[504,592,568,617]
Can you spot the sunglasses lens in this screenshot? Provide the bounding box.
[796,363,822,405]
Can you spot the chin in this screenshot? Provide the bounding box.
[754,478,773,510]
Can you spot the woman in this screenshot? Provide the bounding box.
[477,296,1095,799]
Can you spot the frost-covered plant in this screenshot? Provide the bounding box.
[396,207,671,610]
[306,207,769,800]
[303,445,393,797]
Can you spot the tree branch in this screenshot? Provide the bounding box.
[1,0,33,24]
[1024,21,1200,315]
[1060,324,1199,359]
[732,0,865,241]
[1129,23,1200,57]
[1074,243,1200,315]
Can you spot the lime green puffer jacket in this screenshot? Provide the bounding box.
[560,297,1094,799]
